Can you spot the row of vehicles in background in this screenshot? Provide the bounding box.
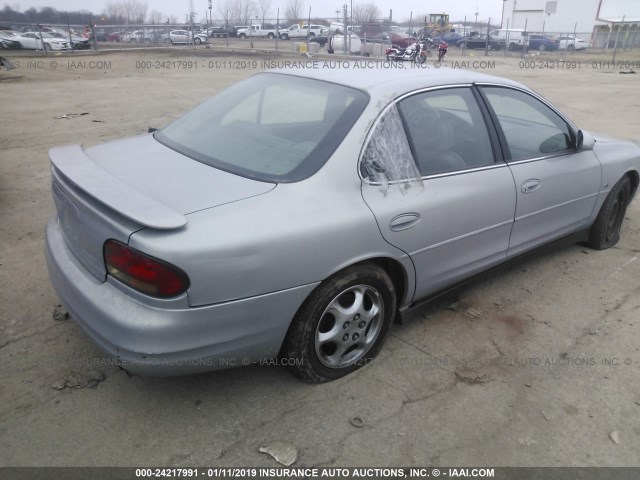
[0,25,91,50]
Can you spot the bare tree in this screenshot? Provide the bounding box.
[218,0,257,25]
[352,2,380,23]
[258,0,271,25]
[104,1,125,23]
[121,0,147,24]
[148,9,163,25]
[285,0,304,23]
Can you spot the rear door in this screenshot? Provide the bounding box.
[361,87,517,301]
[478,85,601,256]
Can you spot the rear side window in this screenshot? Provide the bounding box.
[360,104,421,185]
[481,86,575,161]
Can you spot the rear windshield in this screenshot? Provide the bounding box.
[156,73,369,183]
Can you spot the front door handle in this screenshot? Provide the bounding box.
[389,213,420,232]
[521,179,541,194]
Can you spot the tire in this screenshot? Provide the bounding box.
[267,32,275,39]
[539,44,546,51]
[170,39,174,45]
[281,33,289,40]
[587,176,631,250]
[416,53,427,64]
[567,44,575,51]
[44,43,52,52]
[239,33,247,39]
[194,37,202,45]
[282,264,396,383]
[309,32,315,37]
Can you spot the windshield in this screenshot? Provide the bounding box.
[156,73,369,183]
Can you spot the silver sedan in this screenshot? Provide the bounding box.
[45,68,640,382]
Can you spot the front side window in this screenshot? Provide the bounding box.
[157,73,368,182]
[398,88,496,176]
[481,86,575,161]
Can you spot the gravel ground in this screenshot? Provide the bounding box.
[1,47,639,468]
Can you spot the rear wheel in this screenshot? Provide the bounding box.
[587,176,631,250]
[539,44,546,51]
[567,44,575,51]
[283,264,396,383]
[267,32,275,39]
[239,33,247,39]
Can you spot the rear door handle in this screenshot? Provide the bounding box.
[389,213,420,232]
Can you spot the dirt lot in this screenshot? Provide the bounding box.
[1,46,639,469]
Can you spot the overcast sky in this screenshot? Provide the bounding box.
[8,0,506,23]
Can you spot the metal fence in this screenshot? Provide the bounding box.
[2,16,638,59]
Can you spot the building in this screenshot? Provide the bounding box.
[501,0,640,47]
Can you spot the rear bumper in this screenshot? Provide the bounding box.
[45,217,317,376]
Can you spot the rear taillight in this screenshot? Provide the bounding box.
[103,240,190,298]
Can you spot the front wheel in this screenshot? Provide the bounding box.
[282,264,396,383]
[194,37,202,45]
[281,33,289,40]
[587,176,631,250]
[567,44,575,51]
[416,53,427,64]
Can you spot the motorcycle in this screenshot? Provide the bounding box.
[437,40,448,62]
[385,40,428,64]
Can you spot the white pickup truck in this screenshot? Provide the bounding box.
[280,24,325,40]
[236,25,280,39]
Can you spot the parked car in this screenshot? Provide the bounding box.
[122,30,152,43]
[558,35,589,51]
[48,31,91,49]
[527,34,560,51]
[489,28,525,51]
[207,26,232,37]
[0,30,23,49]
[163,30,208,45]
[89,32,108,42]
[230,26,249,38]
[440,31,464,44]
[14,32,69,51]
[280,24,324,40]
[107,31,124,42]
[389,31,418,48]
[236,24,280,39]
[46,68,640,383]
[457,34,504,50]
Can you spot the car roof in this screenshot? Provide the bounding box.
[267,65,526,98]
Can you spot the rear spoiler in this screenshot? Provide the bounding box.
[49,144,187,230]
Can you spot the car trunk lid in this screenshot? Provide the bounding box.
[50,135,275,280]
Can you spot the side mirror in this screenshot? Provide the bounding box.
[576,130,595,151]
